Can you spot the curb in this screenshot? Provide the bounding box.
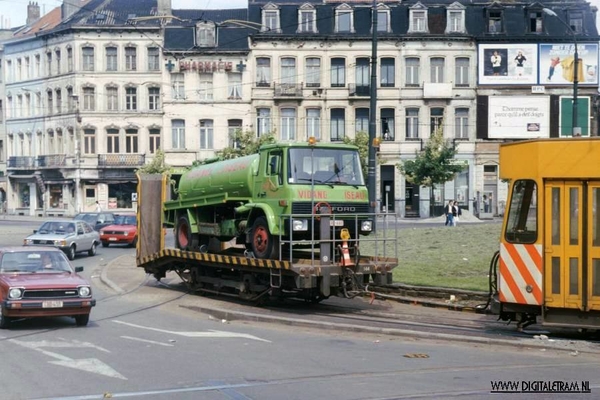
[99,255,127,294]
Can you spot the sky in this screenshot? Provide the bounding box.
[1,0,600,30]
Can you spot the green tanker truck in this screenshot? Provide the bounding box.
[163,141,373,260]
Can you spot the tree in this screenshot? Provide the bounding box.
[136,149,171,174]
[396,127,465,216]
[215,130,276,160]
[343,131,370,179]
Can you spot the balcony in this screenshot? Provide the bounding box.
[349,84,370,97]
[423,83,453,99]
[98,154,145,168]
[7,156,36,169]
[274,83,303,99]
[37,155,67,168]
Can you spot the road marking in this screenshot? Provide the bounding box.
[9,339,127,380]
[121,335,175,347]
[113,320,272,343]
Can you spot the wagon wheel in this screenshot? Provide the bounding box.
[251,216,279,259]
[176,215,199,251]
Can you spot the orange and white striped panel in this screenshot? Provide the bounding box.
[499,243,542,305]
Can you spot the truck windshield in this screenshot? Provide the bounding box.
[287,148,365,186]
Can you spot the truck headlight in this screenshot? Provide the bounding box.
[361,220,373,232]
[292,219,308,231]
[8,288,23,299]
[24,239,34,245]
[78,286,91,297]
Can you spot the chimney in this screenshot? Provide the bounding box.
[61,0,84,21]
[26,1,40,25]
[157,0,172,16]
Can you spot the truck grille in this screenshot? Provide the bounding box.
[23,289,80,299]
[291,202,369,215]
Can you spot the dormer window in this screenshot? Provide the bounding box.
[528,10,543,33]
[445,2,466,33]
[568,11,583,33]
[376,4,391,33]
[408,3,428,33]
[196,21,216,47]
[335,4,354,33]
[262,3,281,33]
[298,3,317,33]
[487,7,503,33]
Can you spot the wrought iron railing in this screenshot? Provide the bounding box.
[98,154,145,167]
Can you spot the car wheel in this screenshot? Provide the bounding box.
[129,237,138,248]
[75,314,90,327]
[67,245,76,260]
[88,242,97,257]
[101,242,109,248]
[0,306,11,329]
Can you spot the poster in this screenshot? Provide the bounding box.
[539,43,599,85]
[488,96,550,139]
[478,44,538,85]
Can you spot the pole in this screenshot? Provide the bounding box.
[367,0,378,216]
[572,37,579,135]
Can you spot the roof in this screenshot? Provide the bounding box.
[12,7,62,38]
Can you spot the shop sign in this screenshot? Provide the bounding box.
[179,60,233,73]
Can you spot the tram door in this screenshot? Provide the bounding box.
[544,181,600,311]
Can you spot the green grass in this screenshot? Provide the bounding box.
[361,223,502,292]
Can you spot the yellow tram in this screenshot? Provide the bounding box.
[491,138,600,329]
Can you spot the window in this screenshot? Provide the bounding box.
[306,109,321,140]
[149,128,161,153]
[125,87,137,110]
[281,58,296,85]
[35,54,41,77]
[330,109,345,141]
[82,46,94,71]
[430,108,444,135]
[106,47,117,71]
[106,129,120,153]
[125,46,137,71]
[55,50,61,74]
[106,87,118,111]
[262,5,280,32]
[488,9,503,33]
[355,58,370,94]
[171,73,185,99]
[55,89,61,114]
[529,11,543,33]
[199,120,214,149]
[196,22,216,47]
[256,58,271,87]
[446,4,465,33]
[380,58,395,87]
[298,6,316,33]
[455,57,469,87]
[405,57,420,86]
[67,87,73,112]
[47,91,53,115]
[171,119,185,149]
[228,119,243,148]
[24,57,30,79]
[228,73,242,99]
[198,73,213,100]
[331,58,346,87]
[125,128,138,153]
[381,108,395,141]
[148,87,160,110]
[83,87,95,111]
[455,108,469,139]
[280,108,296,141]
[335,6,353,33]
[568,11,583,33]
[67,47,73,72]
[355,108,369,134]
[257,108,271,137]
[306,58,321,87]
[409,7,428,33]
[377,8,390,33]
[406,108,419,139]
[148,47,160,70]
[46,52,52,76]
[84,128,96,154]
[430,57,444,83]
[505,180,537,243]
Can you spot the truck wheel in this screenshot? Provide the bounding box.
[251,216,279,259]
[176,216,199,251]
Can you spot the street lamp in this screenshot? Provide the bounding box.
[543,8,580,136]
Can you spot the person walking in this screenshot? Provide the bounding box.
[95,201,102,212]
[452,201,462,226]
[445,200,455,227]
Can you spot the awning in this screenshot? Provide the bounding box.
[45,180,74,184]
[7,174,35,180]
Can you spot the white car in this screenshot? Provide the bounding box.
[23,220,100,260]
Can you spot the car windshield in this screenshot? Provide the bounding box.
[37,221,76,235]
[0,251,73,274]
[115,215,136,225]
[74,214,98,224]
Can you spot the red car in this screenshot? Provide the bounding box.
[0,247,95,328]
[99,214,138,247]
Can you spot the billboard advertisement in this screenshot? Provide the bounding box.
[479,44,538,85]
[488,96,550,139]
[539,44,598,85]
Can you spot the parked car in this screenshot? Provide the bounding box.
[23,220,100,260]
[73,212,115,231]
[0,246,95,328]
[100,213,138,247]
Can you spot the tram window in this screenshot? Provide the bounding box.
[505,180,537,244]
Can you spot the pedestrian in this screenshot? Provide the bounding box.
[452,201,462,226]
[444,200,455,227]
[483,195,489,213]
[95,201,102,212]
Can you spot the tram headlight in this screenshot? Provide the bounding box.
[361,220,373,232]
[292,219,308,231]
